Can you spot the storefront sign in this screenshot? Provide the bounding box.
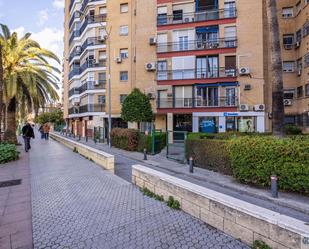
[224,112,239,117]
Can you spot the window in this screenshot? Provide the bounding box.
[174,86,193,108]
[282,61,295,72]
[120,48,128,59]
[157,6,167,25]
[297,86,303,98]
[224,1,236,18]
[303,21,309,37]
[157,60,168,80]
[98,73,106,83]
[282,7,293,18]
[284,89,295,99]
[283,34,294,49]
[119,25,128,35]
[304,53,309,67]
[120,3,128,13]
[173,10,183,21]
[296,29,302,43]
[224,26,237,47]
[99,51,106,59]
[306,84,309,97]
[120,94,127,104]
[296,58,302,75]
[296,1,301,15]
[99,7,107,15]
[120,71,128,81]
[98,95,106,104]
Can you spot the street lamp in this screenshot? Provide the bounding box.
[76,10,112,148]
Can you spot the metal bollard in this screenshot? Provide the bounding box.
[189,157,194,173]
[271,175,278,198]
[86,136,88,142]
[143,148,147,160]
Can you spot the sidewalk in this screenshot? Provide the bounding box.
[0,146,33,249]
[56,133,309,223]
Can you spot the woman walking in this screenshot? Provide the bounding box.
[43,123,51,140]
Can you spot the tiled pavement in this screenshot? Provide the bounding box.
[30,137,249,249]
[0,147,33,249]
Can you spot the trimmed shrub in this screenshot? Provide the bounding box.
[186,138,232,175]
[0,143,19,164]
[284,124,302,135]
[228,136,309,195]
[110,128,139,151]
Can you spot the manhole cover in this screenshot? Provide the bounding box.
[0,179,22,188]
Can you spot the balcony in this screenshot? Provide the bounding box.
[69,60,106,80]
[69,11,81,28]
[79,80,106,94]
[81,0,102,13]
[69,87,80,97]
[69,0,76,12]
[69,37,106,62]
[157,96,239,109]
[157,8,237,26]
[157,38,237,53]
[69,104,105,115]
[157,68,237,81]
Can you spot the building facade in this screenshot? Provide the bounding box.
[63,0,309,136]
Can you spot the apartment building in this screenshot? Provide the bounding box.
[278,0,309,132]
[155,0,267,134]
[64,0,158,136]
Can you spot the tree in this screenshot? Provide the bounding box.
[121,88,153,124]
[0,43,3,140]
[266,0,285,137]
[0,24,60,143]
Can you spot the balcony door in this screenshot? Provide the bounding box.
[196,26,219,49]
[225,56,236,76]
[172,56,195,79]
[195,86,218,107]
[174,86,193,108]
[225,87,236,106]
[157,60,168,80]
[196,56,218,78]
[224,1,236,18]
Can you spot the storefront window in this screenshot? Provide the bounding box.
[199,117,218,133]
[237,117,255,132]
[226,117,236,131]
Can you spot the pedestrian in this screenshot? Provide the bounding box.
[43,123,51,140]
[22,122,35,152]
[39,124,44,139]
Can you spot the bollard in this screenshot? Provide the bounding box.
[271,175,278,198]
[143,148,147,160]
[189,157,194,173]
[86,136,88,142]
[78,135,81,141]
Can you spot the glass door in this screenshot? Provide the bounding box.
[179,36,189,51]
[225,87,236,106]
[157,61,168,80]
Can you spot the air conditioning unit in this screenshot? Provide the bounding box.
[149,37,157,45]
[116,57,122,63]
[239,67,250,76]
[284,99,292,106]
[72,98,80,106]
[147,93,155,99]
[184,17,190,23]
[239,104,249,112]
[94,80,100,86]
[98,35,106,42]
[75,46,82,53]
[145,62,156,71]
[295,41,301,48]
[254,104,265,112]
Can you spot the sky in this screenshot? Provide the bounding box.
[0,0,65,87]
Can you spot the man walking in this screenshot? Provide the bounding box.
[22,122,35,152]
[43,123,51,140]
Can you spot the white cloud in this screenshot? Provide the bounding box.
[37,9,49,27]
[52,0,64,9]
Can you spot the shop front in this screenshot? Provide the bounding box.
[192,112,265,133]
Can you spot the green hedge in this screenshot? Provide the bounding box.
[186,138,232,175]
[228,136,309,195]
[0,144,19,164]
[111,128,166,154]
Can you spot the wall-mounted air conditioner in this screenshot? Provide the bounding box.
[116,57,122,63]
[284,99,292,106]
[239,104,249,111]
[149,37,157,45]
[145,62,156,71]
[239,67,250,76]
[254,104,265,112]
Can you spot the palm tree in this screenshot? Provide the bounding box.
[0,24,60,143]
[266,0,285,136]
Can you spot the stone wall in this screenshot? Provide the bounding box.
[132,165,309,249]
[50,133,115,173]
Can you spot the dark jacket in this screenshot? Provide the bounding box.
[22,124,35,138]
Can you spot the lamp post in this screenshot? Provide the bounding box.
[76,10,112,148]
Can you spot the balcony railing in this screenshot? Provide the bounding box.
[69,37,106,62]
[81,0,102,12]
[69,30,80,45]
[79,80,106,94]
[157,97,239,109]
[157,8,237,26]
[69,0,76,12]
[157,68,237,81]
[69,87,80,97]
[69,104,105,115]
[157,38,237,53]
[69,60,106,80]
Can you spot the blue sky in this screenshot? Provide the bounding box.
[0,0,64,60]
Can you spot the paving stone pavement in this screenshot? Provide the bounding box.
[30,137,249,249]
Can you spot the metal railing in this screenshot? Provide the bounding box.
[69,60,106,80]
[69,37,106,62]
[79,80,106,94]
[69,0,76,12]
[69,87,80,97]
[81,0,102,12]
[69,104,105,115]
[157,97,239,108]
[157,68,237,81]
[157,7,237,26]
[157,38,237,53]
[69,11,81,28]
